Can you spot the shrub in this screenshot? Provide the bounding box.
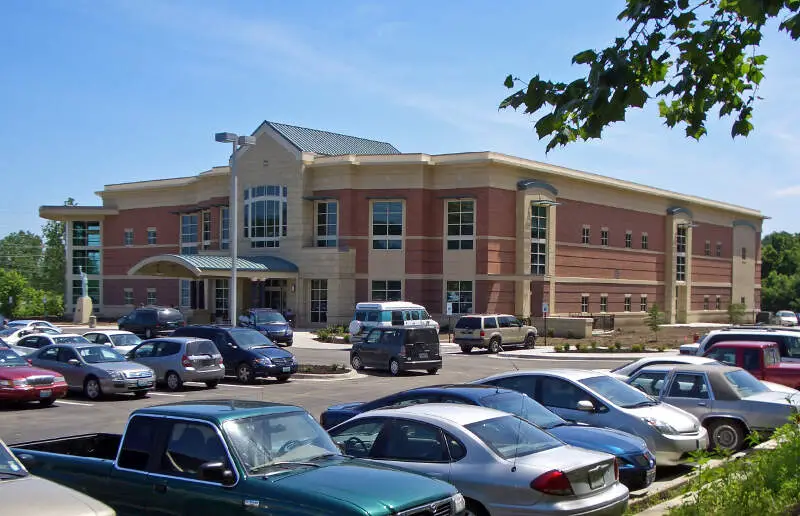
[316,329,331,342]
[631,344,643,352]
[646,304,663,341]
[343,334,350,344]
[575,343,582,352]
[547,328,555,338]
[727,302,746,324]
[590,340,598,350]
[657,345,665,352]
[613,342,622,351]
[561,343,570,352]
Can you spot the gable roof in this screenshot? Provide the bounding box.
[264,121,400,156]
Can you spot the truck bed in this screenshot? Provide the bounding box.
[12,433,121,461]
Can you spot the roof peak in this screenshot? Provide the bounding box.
[263,120,400,156]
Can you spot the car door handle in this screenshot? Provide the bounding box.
[153,483,167,494]
[697,402,707,407]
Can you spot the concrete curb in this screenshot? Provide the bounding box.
[496,349,678,360]
[291,369,364,381]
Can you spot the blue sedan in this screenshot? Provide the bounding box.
[321,384,656,490]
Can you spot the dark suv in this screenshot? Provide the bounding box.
[240,308,293,346]
[118,306,185,338]
[171,325,298,383]
[350,326,442,377]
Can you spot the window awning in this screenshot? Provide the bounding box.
[128,254,298,279]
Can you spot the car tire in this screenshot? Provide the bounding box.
[205,380,219,389]
[389,358,401,377]
[350,354,364,371]
[464,499,490,516]
[237,363,255,384]
[460,345,473,354]
[427,368,439,375]
[39,398,56,407]
[83,377,102,400]
[708,419,745,451]
[488,337,502,354]
[276,375,290,382]
[144,328,153,339]
[133,391,148,399]
[524,333,536,349]
[285,340,293,347]
[165,371,183,392]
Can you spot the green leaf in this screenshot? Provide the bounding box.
[503,75,514,88]
[534,113,559,139]
[572,49,598,65]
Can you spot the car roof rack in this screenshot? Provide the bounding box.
[720,325,776,332]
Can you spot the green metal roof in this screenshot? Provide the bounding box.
[164,254,299,273]
[266,121,400,156]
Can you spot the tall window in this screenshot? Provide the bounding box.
[600,295,608,313]
[625,231,632,248]
[600,229,609,247]
[581,226,590,244]
[624,295,631,312]
[180,215,198,255]
[446,281,473,314]
[180,280,191,308]
[530,205,547,275]
[316,201,338,248]
[715,295,721,310]
[202,210,211,249]
[72,221,100,247]
[310,280,328,323]
[372,201,403,250]
[703,296,709,311]
[716,242,722,257]
[446,200,475,250]
[124,229,134,246]
[641,233,649,250]
[371,280,402,301]
[147,228,157,245]
[215,279,229,315]
[220,207,230,250]
[72,280,100,305]
[640,295,648,312]
[244,185,288,248]
[124,289,134,306]
[146,289,157,305]
[704,240,711,256]
[676,226,687,281]
[741,247,747,260]
[72,250,101,275]
[580,295,589,313]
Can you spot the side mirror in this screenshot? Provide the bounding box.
[68,358,81,367]
[17,453,37,468]
[576,400,596,412]
[336,442,347,454]
[199,461,235,485]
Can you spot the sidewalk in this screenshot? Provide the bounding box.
[497,346,679,360]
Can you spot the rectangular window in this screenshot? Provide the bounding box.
[600,229,609,247]
[625,231,632,249]
[124,289,134,306]
[147,227,157,245]
[72,221,101,247]
[316,201,338,248]
[310,279,328,323]
[581,295,589,313]
[676,226,687,281]
[446,200,475,250]
[641,233,649,250]
[180,214,198,255]
[372,201,403,250]
[445,281,473,315]
[215,279,229,315]
[741,296,746,305]
[124,229,134,246]
[180,280,191,308]
[530,205,547,275]
[72,250,101,275]
[146,289,157,306]
[715,295,721,310]
[600,295,608,313]
[716,242,722,257]
[220,207,230,250]
[624,295,631,312]
[704,240,711,256]
[371,280,402,302]
[202,210,211,249]
[244,185,287,248]
[703,296,709,311]
[72,279,100,305]
[581,226,590,244]
[640,295,648,312]
[741,247,747,260]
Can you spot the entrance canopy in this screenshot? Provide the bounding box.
[128,254,299,279]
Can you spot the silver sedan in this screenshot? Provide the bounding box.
[328,403,629,516]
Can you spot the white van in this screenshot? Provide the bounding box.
[348,301,440,338]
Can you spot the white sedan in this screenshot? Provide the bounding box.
[776,311,798,327]
[82,330,143,355]
[7,320,62,333]
[0,326,61,345]
[11,333,91,356]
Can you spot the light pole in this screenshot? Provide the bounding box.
[215,132,257,325]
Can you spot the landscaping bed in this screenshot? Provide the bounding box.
[544,326,718,352]
[297,364,351,375]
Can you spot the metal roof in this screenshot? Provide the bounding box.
[170,254,299,273]
[266,121,400,156]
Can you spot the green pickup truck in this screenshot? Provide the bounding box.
[10,400,465,516]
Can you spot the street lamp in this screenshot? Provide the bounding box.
[215,132,257,325]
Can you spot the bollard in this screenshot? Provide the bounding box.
[88,315,97,328]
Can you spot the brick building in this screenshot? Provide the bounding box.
[40,121,765,326]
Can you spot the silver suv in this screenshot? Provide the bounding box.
[127,337,225,391]
[453,314,537,353]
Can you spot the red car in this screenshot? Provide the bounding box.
[704,340,800,390]
[0,348,68,406]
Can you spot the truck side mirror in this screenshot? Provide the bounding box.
[576,400,596,412]
[199,461,235,485]
[68,358,81,367]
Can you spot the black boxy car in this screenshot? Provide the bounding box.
[350,326,442,377]
[117,306,185,338]
[239,308,294,345]
[171,325,298,383]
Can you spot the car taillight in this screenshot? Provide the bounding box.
[26,359,32,365]
[613,459,619,481]
[398,345,406,357]
[480,330,485,337]
[181,355,192,368]
[531,470,574,496]
[217,356,224,365]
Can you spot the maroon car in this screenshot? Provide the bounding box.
[0,348,68,407]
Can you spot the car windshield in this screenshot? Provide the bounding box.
[110,333,142,347]
[229,329,277,349]
[0,444,26,478]
[465,415,562,459]
[0,329,14,337]
[580,375,657,408]
[777,311,795,317]
[480,392,566,429]
[77,346,126,364]
[253,311,287,324]
[223,411,339,474]
[0,349,27,367]
[53,335,90,345]
[724,370,769,397]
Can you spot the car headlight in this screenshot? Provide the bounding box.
[13,378,28,387]
[53,376,66,383]
[107,370,125,381]
[254,358,272,366]
[642,417,678,435]
[286,328,293,334]
[0,379,12,387]
[451,493,466,514]
[291,356,298,364]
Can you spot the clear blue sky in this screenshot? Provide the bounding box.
[2,0,798,237]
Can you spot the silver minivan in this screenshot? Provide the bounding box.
[127,337,225,391]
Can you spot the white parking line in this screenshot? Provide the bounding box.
[217,383,263,390]
[147,392,186,397]
[55,400,94,407]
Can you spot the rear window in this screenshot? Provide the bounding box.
[158,309,185,322]
[455,317,481,330]
[187,339,218,356]
[405,329,439,345]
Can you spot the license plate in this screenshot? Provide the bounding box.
[418,352,428,359]
[137,379,150,387]
[39,390,52,398]
[589,468,606,489]
[646,468,656,485]
[282,367,290,372]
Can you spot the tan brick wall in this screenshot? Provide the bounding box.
[556,199,666,251]
[691,257,733,283]
[555,246,664,281]
[475,280,516,314]
[554,283,663,314]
